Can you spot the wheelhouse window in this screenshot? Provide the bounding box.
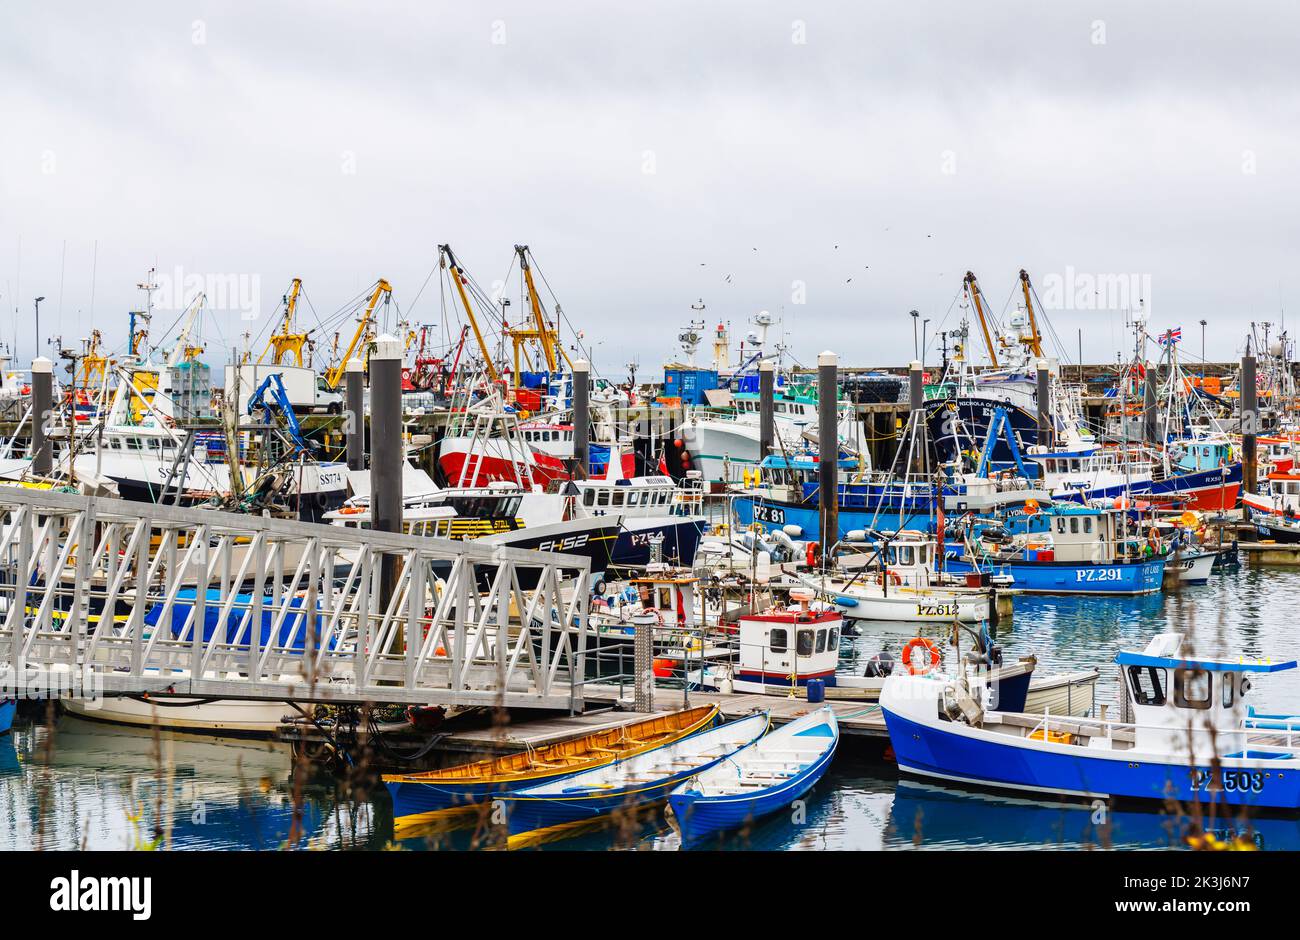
[827,627,839,648]
[596,490,610,506]
[797,629,814,656]
[1222,671,1235,708]
[1127,665,1167,706]
[582,489,595,506]
[769,628,787,653]
[1174,668,1212,710]
[815,629,827,653]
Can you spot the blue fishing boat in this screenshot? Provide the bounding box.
[499,712,770,843]
[881,632,1300,810]
[948,505,1166,595]
[0,698,15,735]
[667,706,839,845]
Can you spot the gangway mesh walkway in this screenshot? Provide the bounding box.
[0,488,589,710]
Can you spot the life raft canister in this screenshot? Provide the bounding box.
[901,637,943,676]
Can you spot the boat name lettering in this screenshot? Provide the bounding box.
[1076,568,1123,582]
[1191,768,1265,794]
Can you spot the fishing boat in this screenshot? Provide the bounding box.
[667,706,838,845]
[0,698,15,735]
[383,705,718,821]
[946,505,1167,595]
[499,711,770,842]
[881,632,1300,809]
[694,603,1097,714]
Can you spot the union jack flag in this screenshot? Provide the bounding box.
[1158,327,1182,345]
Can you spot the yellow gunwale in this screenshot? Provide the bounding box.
[383,705,718,788]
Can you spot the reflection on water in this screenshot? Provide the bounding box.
[0,717,381,850]
[2,566,1298,851]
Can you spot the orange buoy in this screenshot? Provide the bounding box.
[901,637,943,676]
[1023,498,1039,514]
[652,658,675,678]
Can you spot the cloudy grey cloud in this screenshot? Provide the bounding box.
[3,1,1297,377]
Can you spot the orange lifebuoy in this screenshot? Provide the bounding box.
[806,542,819,567]
[339,506,365,515]
[901,637,943,676]
[875,570,903,586]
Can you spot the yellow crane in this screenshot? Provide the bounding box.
[324,279,391,389]
[964,271,999,369]
[1018,269,1045,359]
[505,244,572,389]
[259,278,310,367]
[438,245,499,384]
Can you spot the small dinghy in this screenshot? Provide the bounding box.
[384,705,717,821]
[0,698,15,735]
[499,712,770,844]
[667,706,839,845]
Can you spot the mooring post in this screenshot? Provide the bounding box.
[818,351,839,549]
[572,358,589,480]
[908,358,924,475]
[1241,352,1258,491]
[1143,365,1159,445]
[345,357,365,472]
[370,334,403,610]
[1036,358,1052,450]
[759,359,775,465]
[633,612,655,712]
[31,356,53,476]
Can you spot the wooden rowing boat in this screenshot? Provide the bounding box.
[384,705,718,820]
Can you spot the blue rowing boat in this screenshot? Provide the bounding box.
[499,712,770,843]
[667,706,839,846]
[0,698,15,735]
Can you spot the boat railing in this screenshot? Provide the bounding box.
[1023,707,1300,752]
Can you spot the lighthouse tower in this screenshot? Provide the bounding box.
[712,321,730,372]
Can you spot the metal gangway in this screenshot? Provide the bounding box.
[0,487,590,710]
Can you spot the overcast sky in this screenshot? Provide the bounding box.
[3,1,1298,378]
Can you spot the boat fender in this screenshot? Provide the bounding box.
[806,542,819,567]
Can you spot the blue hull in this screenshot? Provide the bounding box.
[945,557,1165,595]
[733,497,934,541]
[610,519,707,568]
[0,699,14,735]
[667,746,835,845]
[1048,463,1242,507]
[503,764,719,836]
[884,709,1300,810]
[387,778,530,817]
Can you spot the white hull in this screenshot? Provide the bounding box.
[63,695,292,736]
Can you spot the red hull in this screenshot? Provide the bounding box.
[438,449,569,489]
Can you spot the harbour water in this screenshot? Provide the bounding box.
[4,565,1299,852]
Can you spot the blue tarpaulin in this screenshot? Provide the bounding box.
[145,588,332,651]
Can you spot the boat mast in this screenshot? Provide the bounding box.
[1018,269,1045,359]
[438,244,500,384]
[324,279,391,389]
[964,271,999,368]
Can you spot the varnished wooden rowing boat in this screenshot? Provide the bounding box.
[384,705,718,820]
